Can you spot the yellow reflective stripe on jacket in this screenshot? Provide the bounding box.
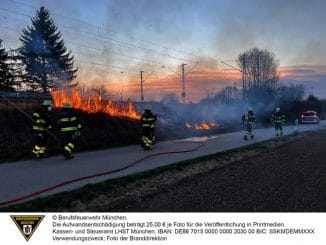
[64,145,72,153]
[58,118,70,123]
[33,112,40,117]
[142,117,155,122]
[71,117,77,121]
[36,119,46,124]
[272,115,285,123]
[33,126,45,131]
[61,127,77,132]
[142,124,154,128]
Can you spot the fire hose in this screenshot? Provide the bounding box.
[0,140,205,206]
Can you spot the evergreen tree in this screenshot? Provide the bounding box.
[0,39,15,91]
[19,6,77,92]
[7,49,28,91]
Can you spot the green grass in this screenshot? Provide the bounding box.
[0,131,307,212]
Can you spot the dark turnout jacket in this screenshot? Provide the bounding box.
[58,109,81,133]
[32,109,52,134]
[140,111,157,129]
[271,111,286,123]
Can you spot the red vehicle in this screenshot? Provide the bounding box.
[300,110,319,124]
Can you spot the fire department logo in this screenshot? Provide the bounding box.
[23,224,32,235]
[11,215,44,241]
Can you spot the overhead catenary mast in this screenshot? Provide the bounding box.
[140,70,144,102]
[139,70,154,102]
[181,63,186,104]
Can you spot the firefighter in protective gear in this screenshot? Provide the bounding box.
[58,102,82,159]
[242,106,256,140]
[32,99,53,159]
[271,107,286,136]
[140,105,157,150]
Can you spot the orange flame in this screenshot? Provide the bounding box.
[185,121,218,130]
[51,88,140,120]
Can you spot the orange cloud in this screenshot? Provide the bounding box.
[279,65,326,81]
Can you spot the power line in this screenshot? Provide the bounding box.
[221,61,241,72]
[75,59,135,71]
[0,11,190,71]
[0,32,141,77]
[0,25,170,68]
[65,39,169,67]
[1,7,185,63]
[73,50,160,69]
[0,6,30,17]
[0,34,164,81]
[0,26,168,79]
[57,24,189,63]
[2,7,227,81]
[78,68,139,78]
[6,0,201,58]
[0,18,165,69]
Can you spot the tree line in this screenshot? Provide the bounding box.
[0,6,76,92]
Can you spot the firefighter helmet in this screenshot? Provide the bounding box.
[248,106,253,111]
[276,107,280,112]
[42,99,52,106]
[63,102,72,108]
[145,105,152,111]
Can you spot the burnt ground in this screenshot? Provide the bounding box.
[3,129,326,212]
[81,130,326,212]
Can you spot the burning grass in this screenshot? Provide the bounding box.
[0,99,142,163]
[51,88,140,120]
[184,121,218,130]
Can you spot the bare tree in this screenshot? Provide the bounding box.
[237,48,279,102]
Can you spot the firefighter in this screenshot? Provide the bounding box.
[140,105,157,150]
[271,107,286,136]
[242,106,256,140]
[32,99,52,159]
[58,102,81,159]
[294,118,299,133]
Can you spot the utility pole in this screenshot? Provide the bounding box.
[181,63,186,104]
[166,63,197,104]
[140,70,144,102]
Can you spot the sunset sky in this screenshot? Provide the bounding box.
[0,0,325,102]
